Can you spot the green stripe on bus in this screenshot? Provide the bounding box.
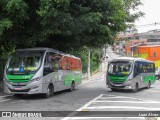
[144,75,156,83]
[7,74,34,83]
[64,74,82,85]
[108,76,128,82]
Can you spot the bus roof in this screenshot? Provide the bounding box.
[16,47,81,60]
[110,57,154,63]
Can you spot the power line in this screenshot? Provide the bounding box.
[136,22,160,28]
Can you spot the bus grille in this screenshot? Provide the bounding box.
[111,85,125,88]
[111,80,125,84]
[9,89,30,92]
[12,85,26,87]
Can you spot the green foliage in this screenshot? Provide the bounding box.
[0,0,143,54]
[0,19,13,36]
[90,48,103,73]
[123,0,144,24]
[0,0,144,79]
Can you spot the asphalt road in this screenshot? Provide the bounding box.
[0,47,160,120]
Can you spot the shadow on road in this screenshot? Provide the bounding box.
[107,87,154,93]
[9,89,79,100]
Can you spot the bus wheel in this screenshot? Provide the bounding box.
[133,83,139,92]
[111,88,117,91]
[147,81,151,89]
[44,84,54,98]
[69,82,75,92]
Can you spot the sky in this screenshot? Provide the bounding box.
[135,0,160,33]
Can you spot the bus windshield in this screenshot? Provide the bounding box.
[108,61,132,76]
[6,52,44,74]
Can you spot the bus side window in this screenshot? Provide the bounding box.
[50,54,62,72]
[151,63,155,72]
[151,64,154,72]
[43,53,54,76]
[138,62,143,73]
[134,62,139,77]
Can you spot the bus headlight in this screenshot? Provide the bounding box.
[128,86,132,89]
[30,77,42,83]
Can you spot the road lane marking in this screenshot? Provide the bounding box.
[62,94,160,120]
[94,101,160,103]
[0,95,13,98]
[0,99,11,103]
[0,95,13,103]
[61,94,103,120]
[100,94,160,103]
[86,106,160,110]
[100,94,153,101]
[98,96,143,99]
[76,94,103,111]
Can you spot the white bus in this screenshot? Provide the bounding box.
[4,48,82,97]
[107,57,156,92]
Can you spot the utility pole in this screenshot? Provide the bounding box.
[88,48,90,80]
[138,39,140,57]
[104,44,107,57]
[104,44,108,70]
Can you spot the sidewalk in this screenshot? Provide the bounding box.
[82,68,106,83]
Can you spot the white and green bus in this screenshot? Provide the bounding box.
[3,48,82,97]
[107,57,156,92]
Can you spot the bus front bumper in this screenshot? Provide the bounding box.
[107,81,134,90]
[4,81,44,95]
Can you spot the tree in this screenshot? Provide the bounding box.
[70,46,103,73]
[0,0,144,54]
[37,0,127,50]
[123,0,144,29]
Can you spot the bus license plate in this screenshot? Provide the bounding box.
[114,84,121,86]
[14,86,22,90]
